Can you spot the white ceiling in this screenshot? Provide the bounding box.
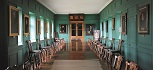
[37,0,113,14]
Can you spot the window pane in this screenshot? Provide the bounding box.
[78,30,82,36]
[77,23,82,29]
[18,7,23,45]
[72,30,76,36]
[72,24,76,29]
[29,12,36,42]
[40,17,44,40]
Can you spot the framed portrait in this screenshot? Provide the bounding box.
[121,13,127,35]
[106,20,108,33]
[36,18,41,35]
[44,22,48,33]
[24,14,30,36]
[102,22,104,31]
[59,24,67,33]
[112,18,115,30]
[138,4,149,34]
[9,6,19,36]
[86,24,95,36]
[50,22,52,34]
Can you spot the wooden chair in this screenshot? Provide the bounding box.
[107,39,124,65]
[125,61,139,70]
[23,60,33,70]
[112,55,123,70]
[26,40,41,69]
[37,39,51,61]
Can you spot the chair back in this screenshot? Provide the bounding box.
[45,37,50,46]
[125,61,139,70]
[113,55,123,70]
[117,40,124,52]
[26,40,33,52]
[116,55,123,70]
[37,39,42,49]
[111,38,115,50]
[104,37,108,46]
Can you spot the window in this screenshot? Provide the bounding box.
[40,17,44,40]
[108,20,112,40]
[29,12,36,42]
[18,7,23,45]
[47,20,50,39]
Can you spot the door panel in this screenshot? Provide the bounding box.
[70,21,84,43]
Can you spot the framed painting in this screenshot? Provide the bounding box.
[112,18,115,30]
[59,24,67,33]
[106,20,108,33]
[138,4,149,34]
[102,22,104,31]
[9,6,19,36]
[121,13,127,35]
[86,24,95,36]
[44,22,48,33]
[24,14,30,36]
[50,22,52,34]
[36,18,41,35]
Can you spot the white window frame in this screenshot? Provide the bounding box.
[18,7,23,46]
[29,12,36,42]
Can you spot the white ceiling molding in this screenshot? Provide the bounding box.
[37,0,113,14]
[98,0,113,13]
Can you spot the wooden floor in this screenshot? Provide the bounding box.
[37,42,105,70]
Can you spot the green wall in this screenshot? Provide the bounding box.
[0,0,54,69]
[54,14,99,42]
[100,0,153,70]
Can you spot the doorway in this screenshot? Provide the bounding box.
[69,21,85,59]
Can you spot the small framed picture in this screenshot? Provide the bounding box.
[44,22,48,33]
[59,24,67,33]
[106,20,108,33]
[50,22,52,34]
[36,18,41,35]
[121,13,127,35]
[112,18,115,30]
[86,24,95,36]
[9,6,19,36]
[24,14,30,36]
[138,4,149,34]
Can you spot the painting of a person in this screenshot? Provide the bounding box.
[140,12,146,31]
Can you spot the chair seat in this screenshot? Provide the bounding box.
[109,50,120,53]
[32,50,41,53]
[104,47,112,49]
[41,46,50,49]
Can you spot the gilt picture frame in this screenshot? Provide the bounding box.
[45,22,48,33]
[9,6,19,36]
[138,4,149,34]
[36,18,41,35]
[59,24,67,33]
[112,18,115,30]
[24,14,30,36]
[50,22,52,34]
[121,13,127,35]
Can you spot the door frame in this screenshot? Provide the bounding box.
[69,21,84,43]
